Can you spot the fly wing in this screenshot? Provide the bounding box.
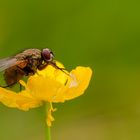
[0,57,19,72]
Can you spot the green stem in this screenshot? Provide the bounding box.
[45,103,51,140]
[46,125,51,140]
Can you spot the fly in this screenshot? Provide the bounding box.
[0,48,66,88]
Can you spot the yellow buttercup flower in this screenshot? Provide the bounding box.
[0,61,92,126]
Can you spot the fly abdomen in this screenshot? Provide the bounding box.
[4,66,25,86]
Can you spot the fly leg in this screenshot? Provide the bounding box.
[19,83,22,91]
[1,82,23,91]
[49,61,69,76]
[38,61,69,76]
[16,66,27,91]
[37,63,48,70]
[0,82,18,88]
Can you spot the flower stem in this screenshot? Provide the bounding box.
[45,103,51,140]
[46,125,51,140]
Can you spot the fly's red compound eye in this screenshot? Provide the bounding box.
[42,48,54,62]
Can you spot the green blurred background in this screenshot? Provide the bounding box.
[0,0,140,140]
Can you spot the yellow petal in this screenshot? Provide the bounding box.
[65,67,92,100]
[52,67,92,102]
[27,63,92,103]
[0,60,92,114]
[27,76,65,102]
[0,87,42,111]
[36,61,67,85]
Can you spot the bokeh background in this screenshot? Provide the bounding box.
[0,0,140,140]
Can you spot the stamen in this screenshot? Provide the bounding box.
[19,80,27,88]
[46,102,57,127]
